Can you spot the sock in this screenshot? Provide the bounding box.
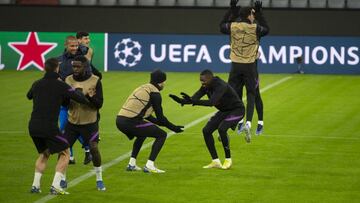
[69,156,75,161]
[52,172,63,189]
[238,119,244,124]
[246,121,252,129]
[61,173,66,181]
[129,157,136,166]
[213,158,221,163]
[146,160,155,169]
[258,120,264,125]
[32,172,42,188]
[94,166,103,181]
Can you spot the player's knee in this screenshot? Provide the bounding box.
[89,141,98,149]
[158,130,167,139]
[218,127,227,136]
[202,127,212,136]
[58,148,69,159]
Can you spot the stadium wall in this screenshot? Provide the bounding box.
[0,5,360,36]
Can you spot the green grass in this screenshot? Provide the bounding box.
[0,70,359,203]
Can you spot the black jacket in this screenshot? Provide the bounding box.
[57,45,102,81]
[27,72,90,123]
[191,76,244,112]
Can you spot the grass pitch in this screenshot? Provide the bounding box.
[0,71,359,203]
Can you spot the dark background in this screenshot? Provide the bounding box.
[0,5,359,35]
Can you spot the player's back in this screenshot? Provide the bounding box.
[29,72,69,122]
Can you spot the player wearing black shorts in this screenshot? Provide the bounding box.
[169,69,246,170]
[27,58,90,195]
[220,0,269,137]
[116,69,184,173]
[64,55,105,191]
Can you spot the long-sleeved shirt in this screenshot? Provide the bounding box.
[27,72,89,123]
[145,91,178,130]
[191,76,244,112]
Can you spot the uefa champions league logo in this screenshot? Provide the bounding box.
[114,38,142,67]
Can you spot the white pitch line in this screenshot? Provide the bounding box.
[34,76,292,203]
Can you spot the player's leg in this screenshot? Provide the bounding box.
[48,132,70,195]
[28,120,50,193]
[59,106,75,164]
[59,122,79,189]
[127,136,146,171]
[237,80,246,134]
[30,136,50,193]
[77,135,92,165]
[116,116,144,171]
[135,123,167,173]
[255,84,264,135]
[243,63,257,136]
[228,63,246,133]
[202,111,225,169]
[80,123,106,191]
[218,108,245,169]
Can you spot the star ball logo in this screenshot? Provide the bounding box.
[114,38,142,68]
[8,32,57,71]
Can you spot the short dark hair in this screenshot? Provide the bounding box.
[44,58,59,72]
[200,69,214,76]
[65,35,77,44]
[76,31,89,39]
[73,55,89,66]
[239,7,252,20]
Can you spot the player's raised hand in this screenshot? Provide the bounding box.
[230,0,238,8]
[254,0,262,13]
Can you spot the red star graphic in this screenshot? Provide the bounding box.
[8,32,57,71]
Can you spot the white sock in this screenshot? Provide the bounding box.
[94,166,103,181]
[246,121,252,128]
[51,172,63,189]
[69,156,75,161]
[258,120,264,125]
[61,173,66,181]
[32,172,42,188]
[212,158,221,163]
[146,160,155,169]
[238,119,244,124]
[129,157,136,166]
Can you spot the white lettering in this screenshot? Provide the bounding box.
[312,46,328,65]
[219,45,231,63]
[304,46,310,64]
[330,47,345,65]
[289,46,303,64]
[150,44,166,62]
[183,44,197,62]
[269,46,286,63]
[169,44,182,63]
[347,47,359,65]
[196,45,212,63]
